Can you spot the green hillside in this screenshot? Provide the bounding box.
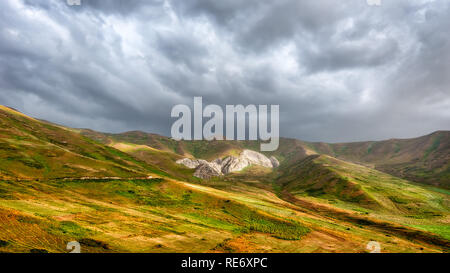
[0,106,448,253]
[307,131,450,188]
[82,129,449,189]
[0,106,166,180]
[81,130,312,168]
[277,154,448,217]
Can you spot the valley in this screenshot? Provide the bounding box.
[0,105,448,253]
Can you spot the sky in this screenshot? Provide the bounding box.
[0,0,449,143]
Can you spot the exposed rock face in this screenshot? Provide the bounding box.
[221,156,249,174]
[270,156,280,168]
[176,149,280,179]
[194,162,223,179]
[241,150,273,168]
[209,161,223,173]
[176,158,208,169]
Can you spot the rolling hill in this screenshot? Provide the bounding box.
[0,106,449,253]
[306,131,450,188]
[277,154,448,216]
[0,106,166,180]
[82,129,449,189]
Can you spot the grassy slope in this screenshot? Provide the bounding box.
[1,177,447,253]
[81,129,450,245]
[84,129,450,189]
[306,131,450,188]
[211,153,449,242]
[0,177,309,253]
[276,155,449,236]
[0,107,448,253]
[0,106,166,180]
[81,130,312,167]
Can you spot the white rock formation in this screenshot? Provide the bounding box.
[176,158,208,169]
[240,150,273,168]
[176,149,280,179]
[221,156,249,174]
[194,162,223,179]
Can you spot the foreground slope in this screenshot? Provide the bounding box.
[1,175,448,253]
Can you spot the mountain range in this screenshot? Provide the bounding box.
[0,105,448,253]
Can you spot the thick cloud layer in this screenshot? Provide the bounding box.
[0,0,449,142]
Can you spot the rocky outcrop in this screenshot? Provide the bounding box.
[177,150,280,179]
[221,156,249,174]
[241,150,273,168]
[194,162,222,179]
[270,156,280,168]
[176,158,208,169]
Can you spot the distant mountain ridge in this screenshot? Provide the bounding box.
[1,105,447,187]
[81,128,450,189]
[306,131,450,188]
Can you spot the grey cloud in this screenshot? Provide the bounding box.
[171,0,265,26]
[0,0,448,143]
[156,31,210,73]
[299,37,399,73]
[234,0,351,52]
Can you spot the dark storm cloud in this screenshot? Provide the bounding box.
[299,37,399,73]
[0,0,449,142]
[156,31,210,73]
